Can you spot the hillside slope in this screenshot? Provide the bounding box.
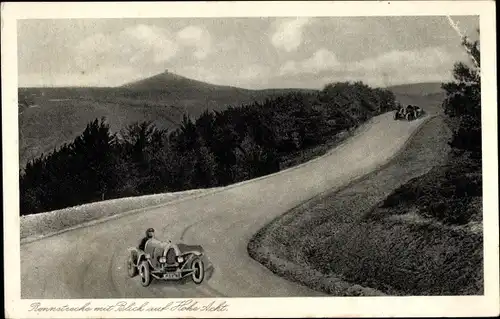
[18,72,310,168]
[17,77,443,169]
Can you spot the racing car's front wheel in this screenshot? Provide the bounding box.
[138,261,151,287]
[191,258,205,284]
[127,255,138,278]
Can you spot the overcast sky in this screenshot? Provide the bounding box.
[18,16,479,89]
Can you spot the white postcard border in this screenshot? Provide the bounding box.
[2,1,498,318]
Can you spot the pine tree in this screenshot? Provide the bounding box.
[70,117,118,202]
[441,31,481,156]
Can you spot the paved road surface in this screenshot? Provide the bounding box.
[21,112,430,298]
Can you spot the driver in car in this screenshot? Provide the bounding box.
[138,228,155,251]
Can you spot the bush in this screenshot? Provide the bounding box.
[442,32,481,157]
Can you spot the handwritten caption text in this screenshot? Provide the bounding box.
[28,300,229,313]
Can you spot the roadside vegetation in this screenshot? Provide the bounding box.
[248,33,483,295]
[20,81,396,215]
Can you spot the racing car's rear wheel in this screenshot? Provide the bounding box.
[127,255,138,278]
[138,261,151,287]
[191,258,205,284]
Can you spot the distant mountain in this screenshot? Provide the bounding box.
[120,70,316,105]
[122,70,244,92]
[387,82,444,96]
[18,73,448,169]
[18,71,315,168]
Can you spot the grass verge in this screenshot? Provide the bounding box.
[20,188,216,241]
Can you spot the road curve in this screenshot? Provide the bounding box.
[21,112,430,298]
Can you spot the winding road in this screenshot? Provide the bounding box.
[21,112,431,298]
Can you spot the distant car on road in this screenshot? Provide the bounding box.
[394,104,425,121]
[127,238,205,287]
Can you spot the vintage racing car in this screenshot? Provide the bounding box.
[394,104,425,121]
[127,238,205,286]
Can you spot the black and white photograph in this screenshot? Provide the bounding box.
[2,1,498,318]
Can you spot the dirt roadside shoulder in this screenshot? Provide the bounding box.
[20,189,218,243]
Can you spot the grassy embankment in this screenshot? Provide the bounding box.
[248,115,483,296]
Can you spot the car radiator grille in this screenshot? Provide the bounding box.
[166,248,176,264]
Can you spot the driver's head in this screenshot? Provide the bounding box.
[146,228,155,238]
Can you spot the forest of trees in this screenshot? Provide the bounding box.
[20,81,397,215]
